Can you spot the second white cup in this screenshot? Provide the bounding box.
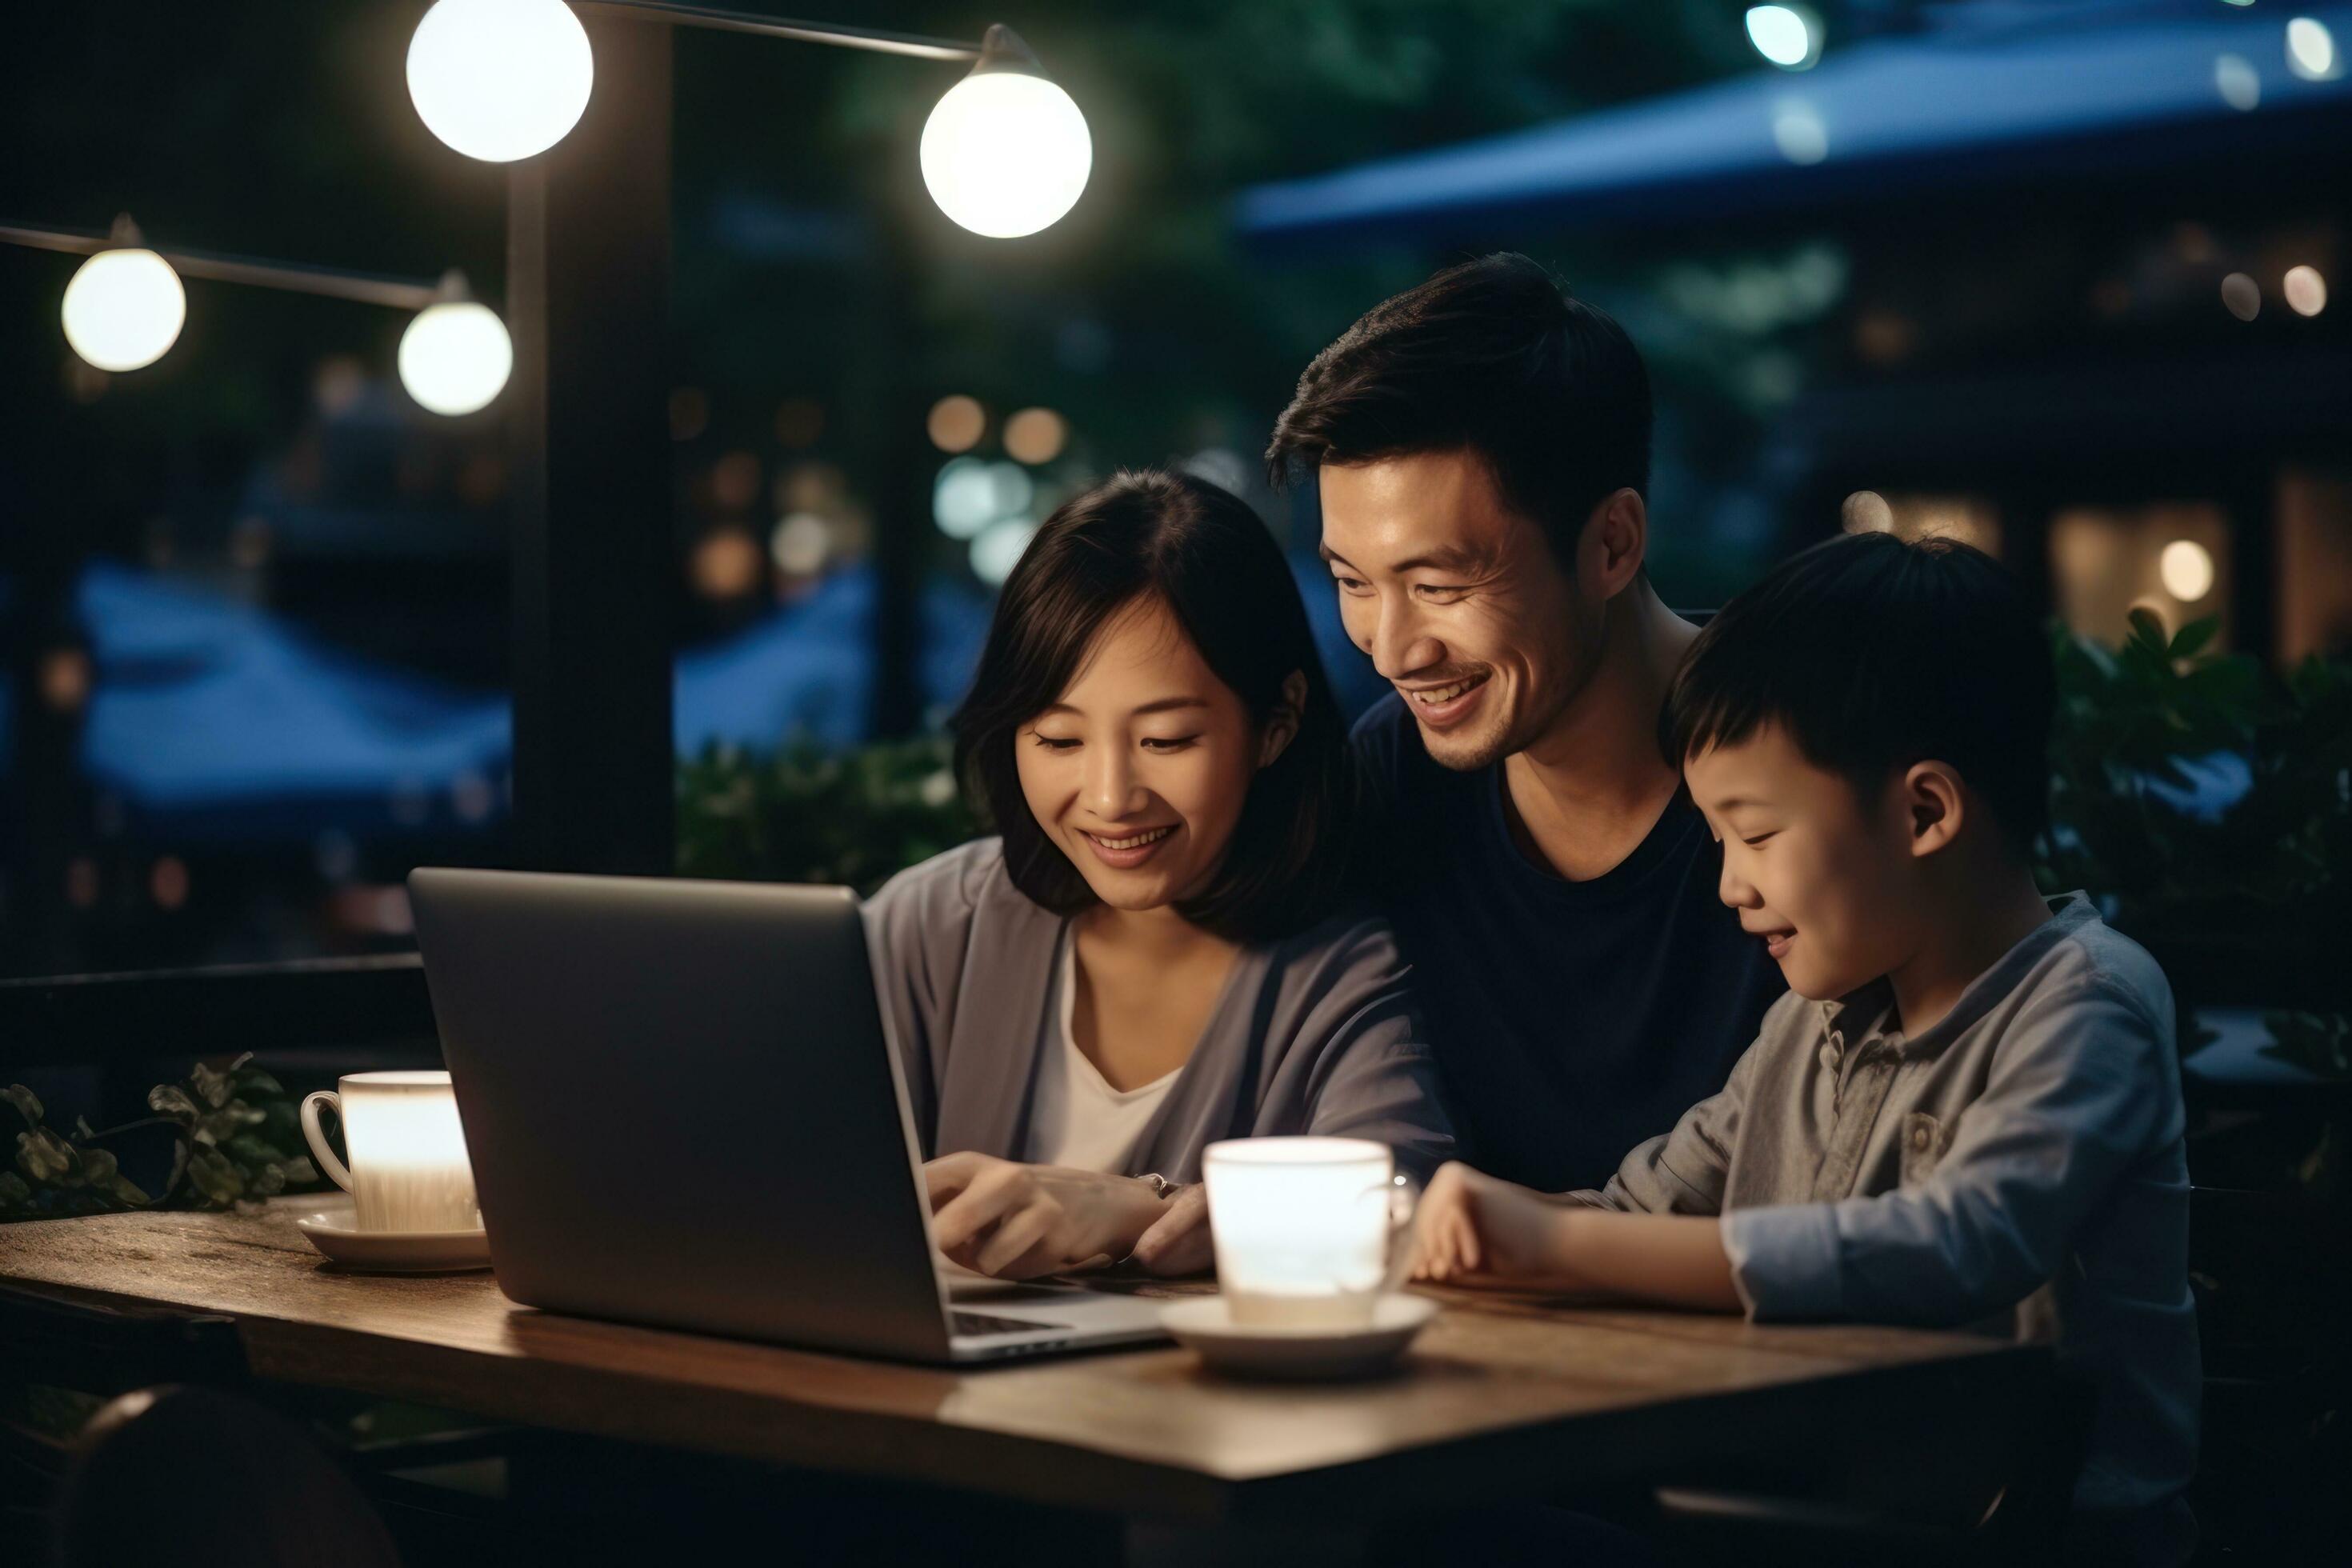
[300,1070,479,1234]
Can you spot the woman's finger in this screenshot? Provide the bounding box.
[924,1152,985,1210]
[930,1174,1019,1254]
[974,1202,1058,1278]
[1452,1206,1482,1275]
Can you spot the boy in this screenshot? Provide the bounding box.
[1410,531,2199,1564]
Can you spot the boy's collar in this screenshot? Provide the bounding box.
[1818,894,2098,1060]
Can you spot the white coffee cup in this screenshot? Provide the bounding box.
[300,1070,479,1234]
[1202,1136,1417,1329]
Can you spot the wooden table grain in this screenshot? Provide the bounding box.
[0,1200,2045,1526]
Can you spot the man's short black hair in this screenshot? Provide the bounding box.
[1264,252,1653,568]
[1663,532,2055,854]
[952,468,1354,944]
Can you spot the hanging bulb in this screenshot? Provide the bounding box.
[921,26,1091,238]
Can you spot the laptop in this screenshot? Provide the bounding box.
[406,866,1172,1364]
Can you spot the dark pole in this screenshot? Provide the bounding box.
[507,10,676,874]
[867,222,927,739]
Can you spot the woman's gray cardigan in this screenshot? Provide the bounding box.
[861,838,1455,1184]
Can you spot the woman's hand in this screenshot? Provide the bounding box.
[1129,1182,1213,1277]
[923,1153,1170,1279]
[1408,1161,1583,1288]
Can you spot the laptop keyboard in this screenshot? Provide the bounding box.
[950,1309,1060,1338]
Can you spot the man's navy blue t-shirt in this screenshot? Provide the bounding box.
[1352,693,1784,1194]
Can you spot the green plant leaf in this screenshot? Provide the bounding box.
[234,1066,286,1099]
[107,1174,150,1206]
[279,1155,319,1187]
[148,1085,200,1122]
[0,1172,31,1209]
[190,1060,236,1109]
[16,1127,77,1183]
[2,1085,42,1128]
[190,1102,266,1149]
[2167,618,2219,662]
[184,1148,245,1206]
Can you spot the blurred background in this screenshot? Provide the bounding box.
[3,0,2349,982]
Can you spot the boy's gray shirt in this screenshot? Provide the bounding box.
[861,838,1455,1184]
[1570,894,2198,1518]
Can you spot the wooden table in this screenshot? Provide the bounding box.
[0,1201,2046,1536]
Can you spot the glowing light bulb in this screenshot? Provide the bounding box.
[62,246,186,372]
[921,36,1090,239]
[407,0,594,163]
[398,299,513,415]
[2160,540,2215,603]
[1746,6,1822,71]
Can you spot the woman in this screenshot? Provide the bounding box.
[865,469,1452,1281]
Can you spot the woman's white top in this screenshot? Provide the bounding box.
[1021,937,1180,1172]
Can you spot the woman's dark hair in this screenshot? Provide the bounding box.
[952,468,1353,943]
[1264,252,1652,571]
[1663,531,2055,854]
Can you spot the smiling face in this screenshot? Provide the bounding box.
[1317,450,1602,771]
[1014,596,1274,914]
[1683,721,1926,1002]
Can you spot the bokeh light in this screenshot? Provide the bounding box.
[150,856,190,911]
[406,0,594,162]
[2222,273,2262,321]
[711,450,762,511]
[927,394,986,452]
[933,458,998,538]
[970,518,1038,585]
[2160,539,2216,603]
[1003,406,1068,465]
[61,247,186,372]
[2283,264,2328,317]
[1745,6,1822,71]
[690,526,764,599]
[2214,54,2262,112]
[2286,18,2338,82]
[397,299,512,415]
[1771,101,1829,165]
[920,70,1092,238]
[770,513,831,576]
[1841,491,1895,534]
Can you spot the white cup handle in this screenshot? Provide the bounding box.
[299,1090,354,1192]
[1362,1172,1422,1296]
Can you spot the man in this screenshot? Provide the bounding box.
[1266,253,1783,1193]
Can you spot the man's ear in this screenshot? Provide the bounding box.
[1901,761,1967,859]
[1259,670,1308,768]
[1578,488,1649,599]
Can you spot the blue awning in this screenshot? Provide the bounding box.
[1237,3,2352,242]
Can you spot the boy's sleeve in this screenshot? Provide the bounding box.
[1722,976,2175,1325]
[1564,1034,1761,1215]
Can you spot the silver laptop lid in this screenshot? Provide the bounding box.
[407,866,955,1361]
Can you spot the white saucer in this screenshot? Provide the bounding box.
[1160,1294,1438,1379]
[294,1207,492,1273]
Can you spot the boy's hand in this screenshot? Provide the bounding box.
[1409,1161,1581,1286]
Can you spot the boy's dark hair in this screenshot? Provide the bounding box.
[1663,531,2055,852]
[1264,252,1653,570]
[952,468,1353,944]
